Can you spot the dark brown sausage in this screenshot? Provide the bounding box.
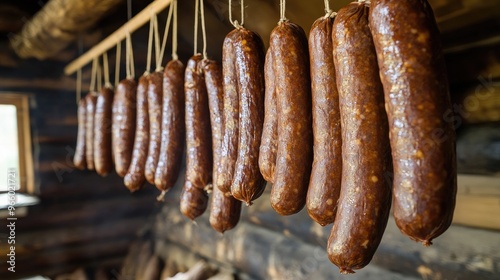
[209,186,242,233]
[184,54,212,190]
[306,16,342,226]
[369,0,456,246]
[269,21,313,215]
[112,78,137,177]
[231,28,267,204]
[217,29,239,195]
[85,92,98,171]
[259,48,277,183]
[203,59,224,192]
[180,181,209,220]
[327,2,392,274]
[204,58,243,232]
[154,60,185,194]
[145,71,163,185]
[74,97,87,170]
[124,75,150,192]
[94,86,114,176]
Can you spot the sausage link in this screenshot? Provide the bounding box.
[154,60,185,193]
[180,181,209,220]
[327,2,392,274]
[369,0,456,246]
[259,48,277,183]
[124,75,150,192]
[306,16,342,226]
[112,78,137,177]
[74,97,87,170]
[94,86,114,176]
[270,21,313,215]
[210,186,242,233]
[204,58,243,232]
[145,71,163,184]
[217,30,240,195]
[185,54,212,190]
[203,59,224,192]
[231,28,267,204]
[85,92,98,170]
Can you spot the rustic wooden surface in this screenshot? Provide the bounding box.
[153,182,500,280]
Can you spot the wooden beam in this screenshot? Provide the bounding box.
[10,0,124,60]
[64,0,173,75]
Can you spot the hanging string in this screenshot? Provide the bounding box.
[279,0,287,23]
[76,37,83,104]
[115,42,121,87]
[146,15,154,74]
[200,0,208,59]
[89,57,97,92]
[193,0,199,54]
[97,62,102,91]
[126,32,135,79]
[153,14,163,71]
[103,52,112,88]
[229,0,244,28]
[172,0,178,60]
[324,0,336,18]
[158,2,174,67]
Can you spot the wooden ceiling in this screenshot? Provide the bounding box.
[5,0,500,62]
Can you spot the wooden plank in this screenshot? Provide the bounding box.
[453,195,500,230]
[64,0,173,75]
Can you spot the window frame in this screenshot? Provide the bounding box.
[0,93,34,194]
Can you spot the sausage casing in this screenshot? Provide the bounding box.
[74,97,87,170]
[145,71,163,185]
[85,92,98,170]
[185,54,212,190]
[203,59,224,192]
[154,60,185,192]
[369,0,457,246]
[306,16,342,226]
[112,78,137,177]
[210,186,242,233]
[230,28,267,204]
[259,47,277,183]
[180,181,209,220]
[327,2,392,274]
[124,75,150,192]
[217,29,240,195]
[269,21,313,215]
[94,86,114,176]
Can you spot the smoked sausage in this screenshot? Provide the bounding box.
[85,92,98,170]
[327,2,392,274]
[73,97,87,170]
[204,58,242,232]
[369,0,457,246]
[145,71,163,185]
[217,30,239,195]
[230,28,267,204]
[180,181,209,220]
[269,21,313,215]
[203,59,224,192]
[94,86,114,176]
[112,78,137,177]
[209,186,241,233]
[124,75,150,192]
[259,48,277,183]
[184,54,212,190]
[154,60,185,194]
[306,15,342,226]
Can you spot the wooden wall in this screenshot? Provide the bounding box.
[0,34,162,279]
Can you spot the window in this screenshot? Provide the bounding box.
[0,94,34,194]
